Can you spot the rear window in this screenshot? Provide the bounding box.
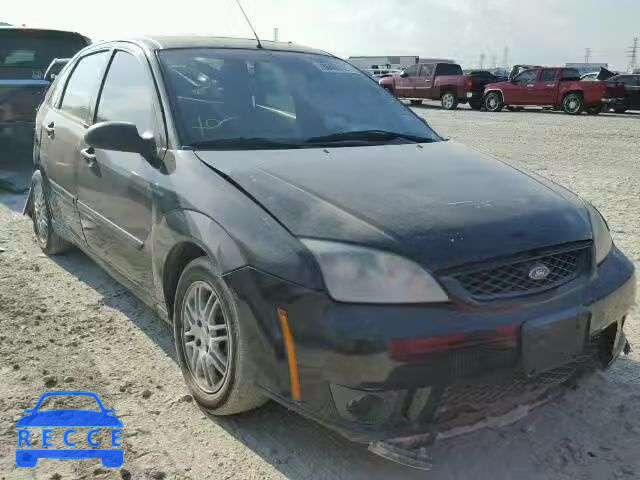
[0,30,88,78]
[561,69,581,81]
[435,64,463,76]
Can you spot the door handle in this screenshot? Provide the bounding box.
[546,84,555,87]
[526,84,535,88]
[80,148,96,165]
[44,122,55,137]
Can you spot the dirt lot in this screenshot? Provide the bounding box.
[1,105,638,480]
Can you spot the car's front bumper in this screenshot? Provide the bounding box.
[224,246,635,443]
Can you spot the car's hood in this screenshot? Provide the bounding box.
[16,410,123,427]
[196,141,592,271]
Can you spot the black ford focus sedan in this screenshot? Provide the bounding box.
[27,36,635,466]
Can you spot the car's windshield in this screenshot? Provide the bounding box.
[158,48,440,149]
[0,30,87,79]
[36,395,102,412]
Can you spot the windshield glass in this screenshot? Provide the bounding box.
[158,48,439,149]
[0,30,87,79]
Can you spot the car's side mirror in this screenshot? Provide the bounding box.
[84,121,156,159]
[400,71,408,78]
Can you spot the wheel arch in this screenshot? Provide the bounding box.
[562,90,584,100]
[153,209,247,321]
[484,89,504,101]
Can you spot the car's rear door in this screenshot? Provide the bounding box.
[533,69,558,105]
[413,64,434,99]
[76,46,164,289]
[38,50,110,244]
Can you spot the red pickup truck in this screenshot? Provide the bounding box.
[483,67,620,115]
[378,63,490,110]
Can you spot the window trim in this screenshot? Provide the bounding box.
[56,49,112,125]
[403,64,420,78]
[91,44,167,149]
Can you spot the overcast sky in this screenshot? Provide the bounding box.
[3,0,639,70]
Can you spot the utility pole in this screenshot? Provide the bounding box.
[479,53,486,69]
[491,55,497,69]
[584,48,591,63]
[628,37,639,72]
[273,27,279,42]
[502,46,509,69]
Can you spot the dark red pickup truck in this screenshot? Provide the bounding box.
[378,63,491,110]
[483,67,622,115]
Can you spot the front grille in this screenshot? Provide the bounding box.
[449,244,591,300]
[434,337,603,425]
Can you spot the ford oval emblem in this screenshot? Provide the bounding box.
[528,264,551,281]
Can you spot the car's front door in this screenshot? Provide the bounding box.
[38,50,111,244]
[395,64,419,98]
[533,69,558,105]
[76,47,165,289]
[503,70,537,105]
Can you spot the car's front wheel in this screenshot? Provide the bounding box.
[31,170,72,255]
[484,92,504,112]
[174,256,266,415]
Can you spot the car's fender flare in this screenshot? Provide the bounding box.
[484,88,504,100]
[151,208,247,313]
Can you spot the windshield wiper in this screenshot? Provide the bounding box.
[304,130,436,145]
[185,137,303,150]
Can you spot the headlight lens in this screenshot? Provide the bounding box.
[587,203,613,265]
[301,239,449,303]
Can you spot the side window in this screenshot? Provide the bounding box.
[540,70,557,82]
[513,70,537,84]
[420,64,434,77]
[95,51,155,134]
[561,69,580,81]
[59,52,110,122]
[403,65,419,78]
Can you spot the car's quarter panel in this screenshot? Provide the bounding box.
[195,141,593,273]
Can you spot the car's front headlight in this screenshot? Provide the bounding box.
[301,239,449,303]
[586,203,613,265]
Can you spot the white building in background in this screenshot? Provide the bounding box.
[565,62,609,75]
[348,56,455,71]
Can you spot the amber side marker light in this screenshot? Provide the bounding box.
[277,307,301,401]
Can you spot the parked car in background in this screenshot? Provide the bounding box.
[604,74,640,113]
[484,67,618,115]
[27,35,635,469]
[44,57,71,83]
[0,26,89,189]
[378,62,493,110]
[580,72,600,81]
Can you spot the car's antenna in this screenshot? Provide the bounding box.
[234,0,263,49]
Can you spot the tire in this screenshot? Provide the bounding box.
[173,256,266,415]
[614,107,627,114]
[441,91,458,110]
[31,170,72,255]
[409,99,423,105]
[484,92,504,112]
[469,99,483,110]
[562,93,584,115]
[586,104,602,115]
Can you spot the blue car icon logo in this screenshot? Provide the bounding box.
[15,391,124,468]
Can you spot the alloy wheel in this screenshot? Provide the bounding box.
[181,281,231,393]
[33,181,49,245]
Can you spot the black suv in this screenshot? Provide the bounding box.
[27,36,635,468]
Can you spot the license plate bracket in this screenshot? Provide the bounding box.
[521,312,589,376]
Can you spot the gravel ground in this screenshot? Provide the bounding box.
[0,105,638,479]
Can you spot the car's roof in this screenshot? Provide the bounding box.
[0,26,86,37]
[118,35,329,56]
